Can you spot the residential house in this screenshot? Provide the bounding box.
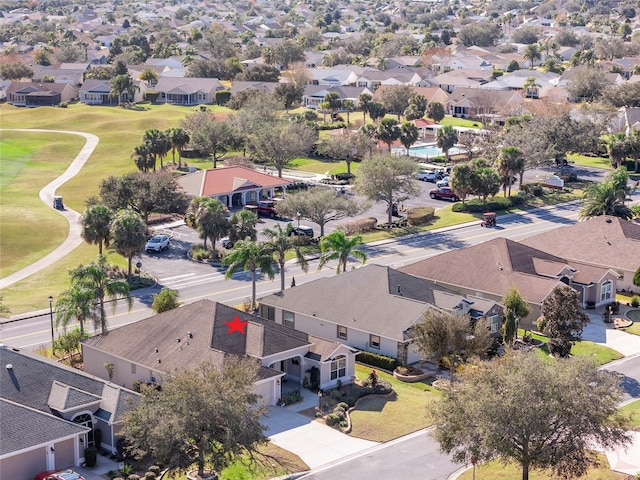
[446,88,526,122]
[302,84,374,110]
[258,265,503,366]
[619,106,640,135]
[230,81,280,96]
[305,65,365,86]
[176,166,291,208]
[6,82,78,107]
[82,300,358,405]
[154,77,224,105]
[521,216,640,294]
[399,238,620,330]
[354,68,423,89]
[0,345,138,480]
[431,68,494,93]
[80,79,117,105]
[31,66,85,86]
[373,85,450,109]
[480,70,560,99]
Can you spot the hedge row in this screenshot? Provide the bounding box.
[406,206,435,226]
[336,217,378,235]
[357,351,397,371]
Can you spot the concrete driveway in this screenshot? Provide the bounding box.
[263,389,378,470]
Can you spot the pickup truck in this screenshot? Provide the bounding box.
[245,199,282,218]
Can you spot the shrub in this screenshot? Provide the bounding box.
[337,217,377,235]
[215,90,231,105]
[631,295,640,308]
[337,402,349,410]
[144,91,159,102]
[283,389,303,405]
[59,102,68,108]
[190,245,214,261]
[520,183,544,196]
[318,121,347,130]
[325,413,341,426]
[148,466,161,475]
[334,172,355,182]
[607,301,620,314]
[407,206,435,226]
[84,447,97,467]
[144,472,157,480]
[509,191,527,205]
[357,351,397,371]
[128,475,141,480]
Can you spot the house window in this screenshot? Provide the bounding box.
[260,304,275,321]
[331,355,346,380]
[283,310,295,329]
[337,325,347,340]
[370,335,380,350]
[131,363,136,374]
[601,281,612,302]
[488,315,499,334]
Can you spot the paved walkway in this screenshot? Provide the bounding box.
[583,305,640,357]
[0,129,99,289]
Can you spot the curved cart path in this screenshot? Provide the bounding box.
[0,129,99,289]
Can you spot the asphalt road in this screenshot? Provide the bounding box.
[300,429,460,480]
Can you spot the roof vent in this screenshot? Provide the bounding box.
[187,332,193,339]
[176,338,181,343]
[606,218,612,223]
[6,364,13,370]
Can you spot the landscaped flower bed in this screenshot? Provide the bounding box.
[393,366,433,383]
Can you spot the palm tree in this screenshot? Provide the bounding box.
[70,255,133,334]
[81,204,114,255]
[323,92,342,122]
[522,76,541,98]
[376,117,401,152]
[436,125,458,165]
[131,143,154,172]
[110,210,147,280]
[165,127,190,166]
[400,121,419,153]
[228,209,258,245]
[358,93,373,124]
[497,146,523,197]
[607,132,629,169]
[523,44,542,69]
[579,176,633,221]
[185,197,229,251]
[223,240,275,311]
[318,230,367,274]
[109,74,139,105]
[54,284,97,336]
[143,129,171,170]
[262,224,308,291]
[627,129,640,173]
[139,67,159,87]
[341,99,355,126]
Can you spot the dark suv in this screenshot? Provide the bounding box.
[429,187,460,202]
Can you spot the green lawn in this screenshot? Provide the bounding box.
[163,442,309,480]
[619,400,640,429]
[516,329,623,366]
[347,364,441,442]
[456,453,625,480]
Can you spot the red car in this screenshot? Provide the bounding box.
[34,470,85,480]
[429,187,460,202]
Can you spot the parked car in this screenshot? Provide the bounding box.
[145,234,170,252]
[221,237,234,249]
[35,470,85,480]
[429,187,460,202]
[436,176,450,187]
[414,170,439,182]
[246,199,282,218]
[289,225,314,237]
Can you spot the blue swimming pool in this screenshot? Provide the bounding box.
[392,143,463,159]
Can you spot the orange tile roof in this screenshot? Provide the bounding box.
[196,166,291,196]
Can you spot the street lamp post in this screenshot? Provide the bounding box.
[317,390,323,415]
[296,211,301,230]
[48,296,55,354]
[136,260,142,284]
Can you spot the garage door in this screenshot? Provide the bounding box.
[253,379,277,406]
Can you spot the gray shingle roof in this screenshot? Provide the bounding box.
[48,381,102,411]
[83,300,312,373]
[259,265,460,340]
[0,399,89,455]
[521,216,640,273]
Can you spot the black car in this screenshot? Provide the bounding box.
[289,225,314,237]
